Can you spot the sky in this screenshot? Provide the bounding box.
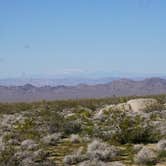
[0,0,166,78]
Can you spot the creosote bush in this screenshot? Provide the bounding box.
[134,147,157,165]
[87,140,119,161]
[70,134,81,143]
[38,108,82,136]
[144,103,164,113]
[64,120,82,135]
[115,115,160,144]
[0,145,19,166]
[93,110,161,144]
[64,147,87,165]
[13,118,40,141]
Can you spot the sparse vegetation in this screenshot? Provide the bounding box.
[0,95,166,165]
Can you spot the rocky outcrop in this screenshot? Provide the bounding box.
[127,98,158,112]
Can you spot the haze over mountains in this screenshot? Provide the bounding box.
[1,70,165,86]
[1,77,166,102]
[0,77,118,87]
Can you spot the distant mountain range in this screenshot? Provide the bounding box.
[1,70,166,87]
[1,77,166,102]
[0,77,119,87]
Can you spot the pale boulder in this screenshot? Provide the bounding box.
[114,103,131,112]
[127,98,158,112]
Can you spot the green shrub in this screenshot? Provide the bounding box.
[92,110,161,144]
[144,103,164,113]
[64,120,82,135]
[13,118,40,140]
[0,145,19,166]
[38,108,65,134]
[114,115,161,144]
[158,150,166,159]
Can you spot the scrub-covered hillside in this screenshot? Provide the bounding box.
[0,95,166,166]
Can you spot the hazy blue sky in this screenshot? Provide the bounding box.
[0,0,166,78]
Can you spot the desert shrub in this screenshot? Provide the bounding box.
[64,154,87,165]
[157,139,166,161]
[152,94,166,104]
[2,133,14,143]
[41,133,62,145]
[144,103,164,113]
[92,126,116,142]
[39,108,82,135]
[114,115,160,144]
[0,102,36,115]
[87,140,119,161]
[149,112,159,121]
[133,144,143,153]
[13,118,40,141]
[115,111,161,144]
[48,114,65,134]
[83,125,94,137]
[64,147,87,165]
[80,111,91,119]
[64,120,82,135]
[70,134,81,143]
[119,96,128,103]
[134,147,157,165]
[78,159,109,166]
[34,160,56,166]
[0,145,20,166]
[157,139,166,151]
[38,109,65,133]
[93,110,161,144]
[158,150,166,159]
